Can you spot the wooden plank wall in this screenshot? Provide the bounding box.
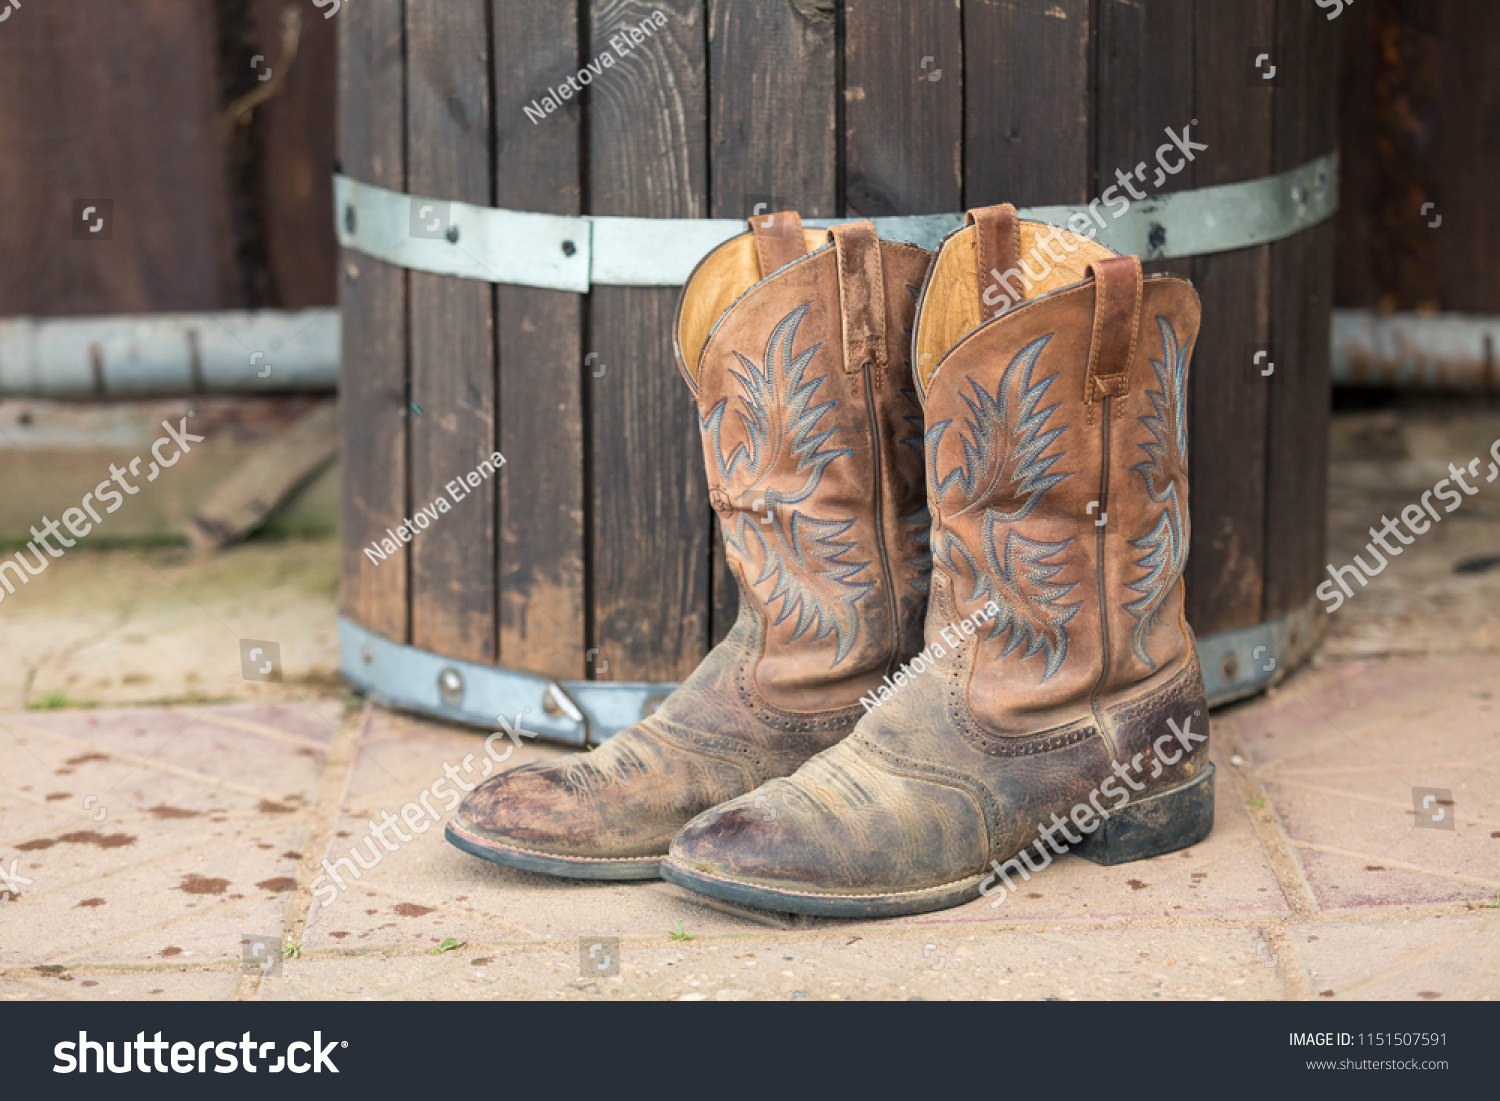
[1335,0,1500,314]
[0,0,337,318]
[0,0,239,316]
[1264,0,1339,621]
[334,0,1342,678]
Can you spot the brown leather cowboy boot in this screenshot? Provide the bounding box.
[445,212,932,879]
[662,204,1215,915]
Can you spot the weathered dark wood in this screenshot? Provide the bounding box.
[0,0,238,315]
[1264,0,1339,620]
[1096,0,1195,285]
[1429,1,1499,313]
[187,399,338,551]
[705,0,838,646]
[1332,0,1381,313]
[251,0,338,308]
[844,0,962,216]
[1185,0,1274,637]
[406,0,497,663]
[588,0,710,681]
[337,0,408,643]
[963,0,1092,207]
[493,0,587,678]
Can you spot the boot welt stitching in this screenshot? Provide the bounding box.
[451,826,661,864]
[1105,654,1202,724]
[732,651,866,730]
[668,860,984,902]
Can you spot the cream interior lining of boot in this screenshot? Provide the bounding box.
[914,222,1116,394]
[677,228,828,387]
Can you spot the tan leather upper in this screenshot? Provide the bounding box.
[675,218,932,713]
[915,205,1199,736]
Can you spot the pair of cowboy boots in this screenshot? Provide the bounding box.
[446,204,1214,917]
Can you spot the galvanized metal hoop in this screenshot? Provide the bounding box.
[332,152,1338,291]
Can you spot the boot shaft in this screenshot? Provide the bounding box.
[912,205,1199,735]
[676,214,932,712]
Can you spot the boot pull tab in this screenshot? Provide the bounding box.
[827,222,888,387]
[966,204,1023,317]
[749,210,807,279]
[1083,255,1143,422]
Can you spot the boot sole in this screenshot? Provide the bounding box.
[444,821,661,881]
[660,859,988,919]
[661,763,1216,917]
[1073,762,1216,866]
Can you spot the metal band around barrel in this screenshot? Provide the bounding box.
[340,617,675,747]
[342,594,1323,748]
[333,152,1337,292]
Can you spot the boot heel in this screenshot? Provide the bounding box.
[1074,762,1215,866]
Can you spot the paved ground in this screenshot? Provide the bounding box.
[0,410,1496,1001]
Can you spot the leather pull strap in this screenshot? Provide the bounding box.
[966,204,1023,317]
[1083,255,1143,419]
[827,222,887,385]
[749,210,807,278]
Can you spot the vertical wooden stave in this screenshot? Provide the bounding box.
[843,0,962,217]
[1264,0,1340,620]
[1096,0,1195,285]
[1185,0,1275,637]
[963,0,1092,208]
[338,0,409,643]
[406,0,498,663]
[493,1,588,678]
[588,0,710,682]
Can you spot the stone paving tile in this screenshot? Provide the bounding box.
[1229,656,1500,911]
[0,540,341,711]
[0,791,82,849]
[1285,912,1500,1000]
[1,820,310,968]
[0,704,333,805]
[259,952,475,1001]
[0,701,346,969]
[0,968,241,1001]
[300,708,777,953]
[266,924,1287,1001]
[1324,411,1500,661]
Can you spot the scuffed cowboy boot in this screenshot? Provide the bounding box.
[663,204,1214,915]
[445,212,932,879]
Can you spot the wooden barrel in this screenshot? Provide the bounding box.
[335,0,1339,738]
